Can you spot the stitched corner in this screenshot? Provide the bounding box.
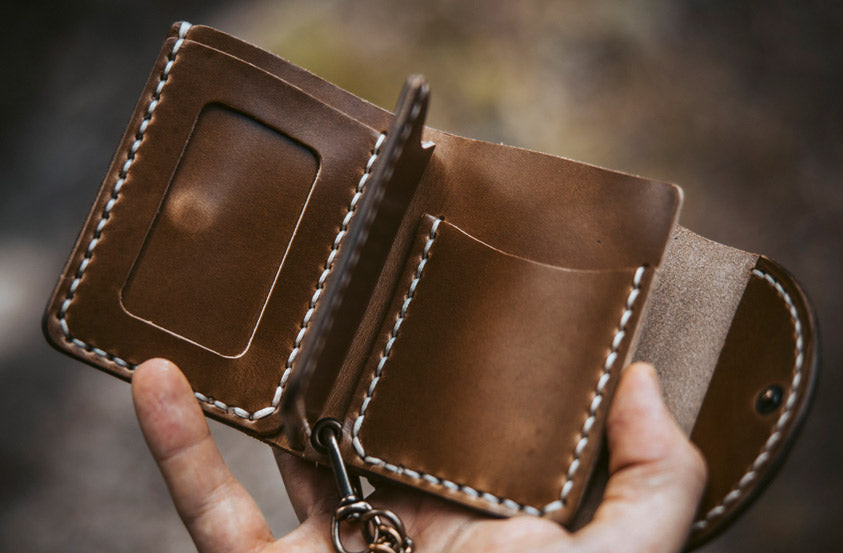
[352,236,647,516]
[692,268,806,532]
[57,22,193,371]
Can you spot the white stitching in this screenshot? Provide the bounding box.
[56,21,387,422]
[352,227,647,515]
[275,131,388,412]
[57,22,192,373]
[692,268,806,532]
[550,265,647,511]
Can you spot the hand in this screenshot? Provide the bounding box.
[132,359,706,553]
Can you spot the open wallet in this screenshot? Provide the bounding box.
[43,22,817,550]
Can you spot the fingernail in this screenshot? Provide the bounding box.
[629,362,662,401]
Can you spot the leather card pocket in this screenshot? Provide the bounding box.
[345,215,653,524]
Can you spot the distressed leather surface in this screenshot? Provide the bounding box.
[43,22,817,545]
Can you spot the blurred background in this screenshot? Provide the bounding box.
[1,0,840,551]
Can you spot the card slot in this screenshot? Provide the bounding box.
[346,215,651,523]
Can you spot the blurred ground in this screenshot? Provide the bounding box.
[1,0,841,551]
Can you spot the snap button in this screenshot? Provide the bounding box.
[755,384,784,415]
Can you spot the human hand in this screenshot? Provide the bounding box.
[132,359,706,553]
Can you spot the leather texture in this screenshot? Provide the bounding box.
[43,22,817,547]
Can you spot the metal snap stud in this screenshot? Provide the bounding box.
[756,384,784,415]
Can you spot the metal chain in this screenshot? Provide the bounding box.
[331,499,414,553]
[313,419,414,553]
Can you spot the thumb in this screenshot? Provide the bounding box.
[574,362,707,553]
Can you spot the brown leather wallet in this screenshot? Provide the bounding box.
[43,22,817,549]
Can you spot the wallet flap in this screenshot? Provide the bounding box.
[687,255,816,547]
[44,23,384,436]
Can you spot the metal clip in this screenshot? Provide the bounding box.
[312,419,414,553]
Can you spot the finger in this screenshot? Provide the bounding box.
[574,362,707,553]
[273,448,336,522]
[132,359,273,553]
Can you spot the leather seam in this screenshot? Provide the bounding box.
[278,131,387,412]
[57,22,193,371]
[284,87,424,423]
[352,224,646,516]
[548,264,646,512]
[692,268,805,531]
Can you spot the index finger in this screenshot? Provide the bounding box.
[132,358,274,553]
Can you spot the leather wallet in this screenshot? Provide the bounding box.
[43,22,817,549]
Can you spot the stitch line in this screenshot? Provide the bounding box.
[352,235,647,515]
[692,268,805,532]
[276,131,388,413]
[57,21,192,373]
[548,264,647,512]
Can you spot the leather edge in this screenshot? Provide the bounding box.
[41,24,187,382]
